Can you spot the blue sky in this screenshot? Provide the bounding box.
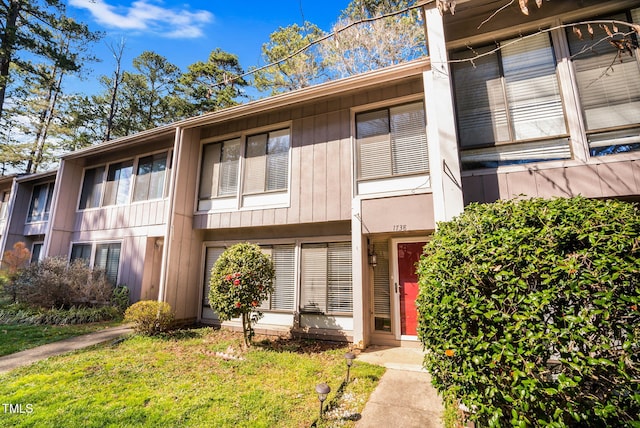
[65,0,352,97]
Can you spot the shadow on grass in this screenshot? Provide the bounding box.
[254,336,347,354]
[310,380,363,427]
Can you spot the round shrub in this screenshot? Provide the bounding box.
[124,300,174,335]
[417,197,640,427]
[209,242,274,346]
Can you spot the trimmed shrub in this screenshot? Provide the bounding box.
[417,197,640,427]
[124,300,174,335]
[208,242,274,346]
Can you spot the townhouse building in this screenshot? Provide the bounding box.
[1,0,639,347]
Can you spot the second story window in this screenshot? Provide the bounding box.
[567,9,640,156]
[198,128,291,211]
[0,191,9,220]
[27,182,54,223]
[78,151,170,211]
[104,161,133,206]
[133,153,168,202]
[452,32,570,169]
[356,101,429,181]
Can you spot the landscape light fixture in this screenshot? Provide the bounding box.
[315,383,331,418]
[344,352,355,383]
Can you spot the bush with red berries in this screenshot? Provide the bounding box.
[208,243,274,346]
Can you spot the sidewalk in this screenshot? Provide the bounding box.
[356,346,444,428]
[0,325,133,374]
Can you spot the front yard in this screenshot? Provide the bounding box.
[0,327,384,427]
[0,322,117,357]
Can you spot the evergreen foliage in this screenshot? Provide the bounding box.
[417,197,640,427]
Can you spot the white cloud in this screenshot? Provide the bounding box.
[68,0,214,38]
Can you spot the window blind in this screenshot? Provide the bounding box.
[502,34,566,140]
[218,139,241,196]
[300,242,352,314]
[390,103,429,174]
[300,244,328,313]
[104,161,133,206]
[79,167,105,209]
[567,11,640,131]
[203,247,225,307]
[134,152,167,202]
[199,143,221,200]
[327,242,353,314]
[70,244,92,264]
[356,103,428,180]
[243,134,268,194]
[266,129,290,191]
[371,238,391,329]
[95,243,121,285]
[271,244,295,311]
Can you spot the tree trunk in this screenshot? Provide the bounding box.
[0,0,21,121]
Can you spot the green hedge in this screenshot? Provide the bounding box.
[417,197,639,427]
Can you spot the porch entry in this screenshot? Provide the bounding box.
[371,237,426,341]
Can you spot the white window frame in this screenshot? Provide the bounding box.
[565,7,640,158]
[69,241,122,285]
[452,31,571,170]
[78,150,171,211]
[199,235,351,320]
[197,122,292,213]
[30,241,44,264]
[26,181,54,223]
[352,96,430,196]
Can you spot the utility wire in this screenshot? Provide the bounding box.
[219,0,435,88]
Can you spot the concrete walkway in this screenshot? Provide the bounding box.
[356,346,445,428]
[0,325,133,374]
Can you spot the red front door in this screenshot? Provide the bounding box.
[397,242,425,336]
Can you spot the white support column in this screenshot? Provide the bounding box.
[351,200,365,347]
[423,5,464,224]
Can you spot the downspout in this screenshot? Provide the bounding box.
[157,126,182,304]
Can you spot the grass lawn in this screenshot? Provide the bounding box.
[0,322,119,357]
[0,327,385,427]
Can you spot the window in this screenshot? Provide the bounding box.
[31,242,43,264]
[79,152,170,210]
[300,242,352,315]
[199,138,241,201]
[356,102,428,180]
[133,153,167,201]
[79,167,105,209]
[203,247,225,307]
[198,128,291,211]
[371,238,391,332]
[203,244,296,312]
[70,243,92,264]
[243,129,290,194]
[567,9,640,156]
[95,243,121,285]
[260,244,296,311]
[0,191,9,220]
[71,242,121,285]
[452,32,570,169]
[27,182,54,223]
[103,161,133,206]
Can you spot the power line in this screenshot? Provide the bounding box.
[219,1,435,89]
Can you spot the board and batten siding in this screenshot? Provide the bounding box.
[463,159,640,204]
[194,77,424,230]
